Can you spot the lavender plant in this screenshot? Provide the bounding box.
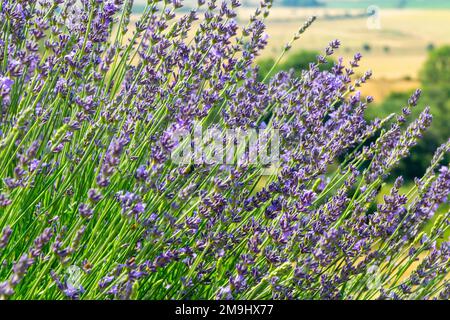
[0,0,449,300]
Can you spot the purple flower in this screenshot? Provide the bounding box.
[11,254,34,286]
[99,275,115,289]
[0,193,12,207]
[88,188,103,203]
[0,76,13,98]
[135,165,149,181]
[0,226,12,249]
[78,203,94,219]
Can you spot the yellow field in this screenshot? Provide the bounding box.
[250,8,450,75]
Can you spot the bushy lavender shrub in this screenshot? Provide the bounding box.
[0,0,448,300]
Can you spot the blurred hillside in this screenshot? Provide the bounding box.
[319,0,450,9]
[132,0,450,11]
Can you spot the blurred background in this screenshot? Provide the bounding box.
[133,0,450,183]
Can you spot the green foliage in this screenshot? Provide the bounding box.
[420,46,450,86]
[419,46,450,162]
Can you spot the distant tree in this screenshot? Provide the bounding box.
[420,45,450,85]
[363,43,372,52]
[398,0,408,8]
[281,0,324,7]
[419,45,450,162]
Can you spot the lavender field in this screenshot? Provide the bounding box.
[0,0,448,301]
